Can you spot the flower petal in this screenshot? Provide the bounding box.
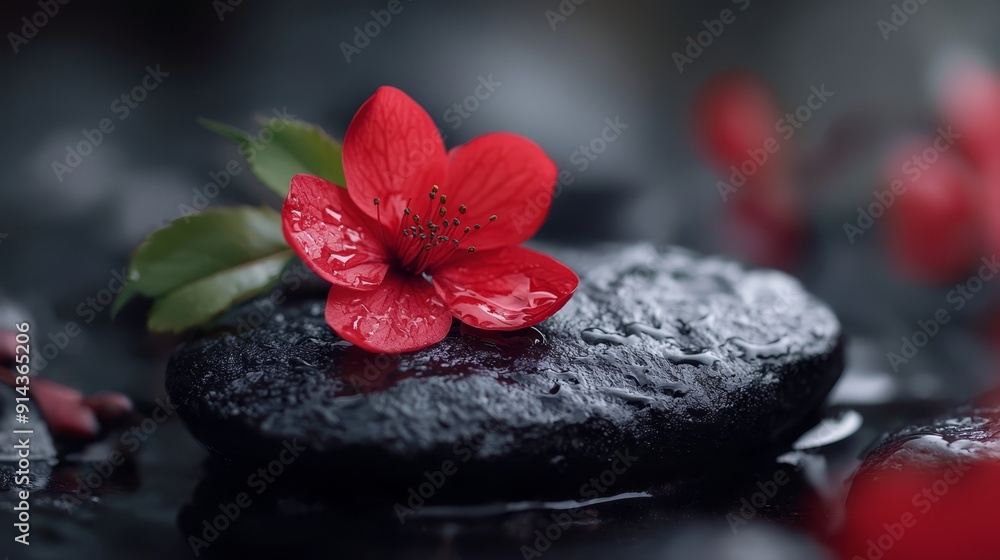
[283,174,389,290]
[432,246,578,330]
[325,271,453,353]
[444,133,557,252]
[0,367,99,439]
[343,86,448,226]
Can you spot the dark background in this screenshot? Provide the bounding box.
[2,1,1000,558]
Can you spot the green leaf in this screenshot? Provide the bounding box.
[147,250,293,332]
[110,281,138,319]
[127,206,289,297]
[120,206,294,332]
[197,117,247,145]
[198,116,345,197]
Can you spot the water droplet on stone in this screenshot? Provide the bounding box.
[729,337,792,360]
[600,387,654,406]
[581,328,631,346]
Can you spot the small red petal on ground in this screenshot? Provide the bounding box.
[0,368,100,439]
[0,327,117,439]
[83,391,135,425]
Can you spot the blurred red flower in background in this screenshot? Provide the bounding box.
[691,72,804,269]
[884,55,1000,284]
[692,58,1000,283]
[882,137,982,283]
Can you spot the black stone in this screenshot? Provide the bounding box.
[167,244,844,502]
[852,404,1000,482]
[844,403,1000,535]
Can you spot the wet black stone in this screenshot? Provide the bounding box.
[166,244,844,502]
[852,404,1000,482]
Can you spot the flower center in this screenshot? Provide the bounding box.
[374,185,497,275]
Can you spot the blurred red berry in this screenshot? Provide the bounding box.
[883,138,981,284]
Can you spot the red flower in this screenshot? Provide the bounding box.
[282,86,578,353]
